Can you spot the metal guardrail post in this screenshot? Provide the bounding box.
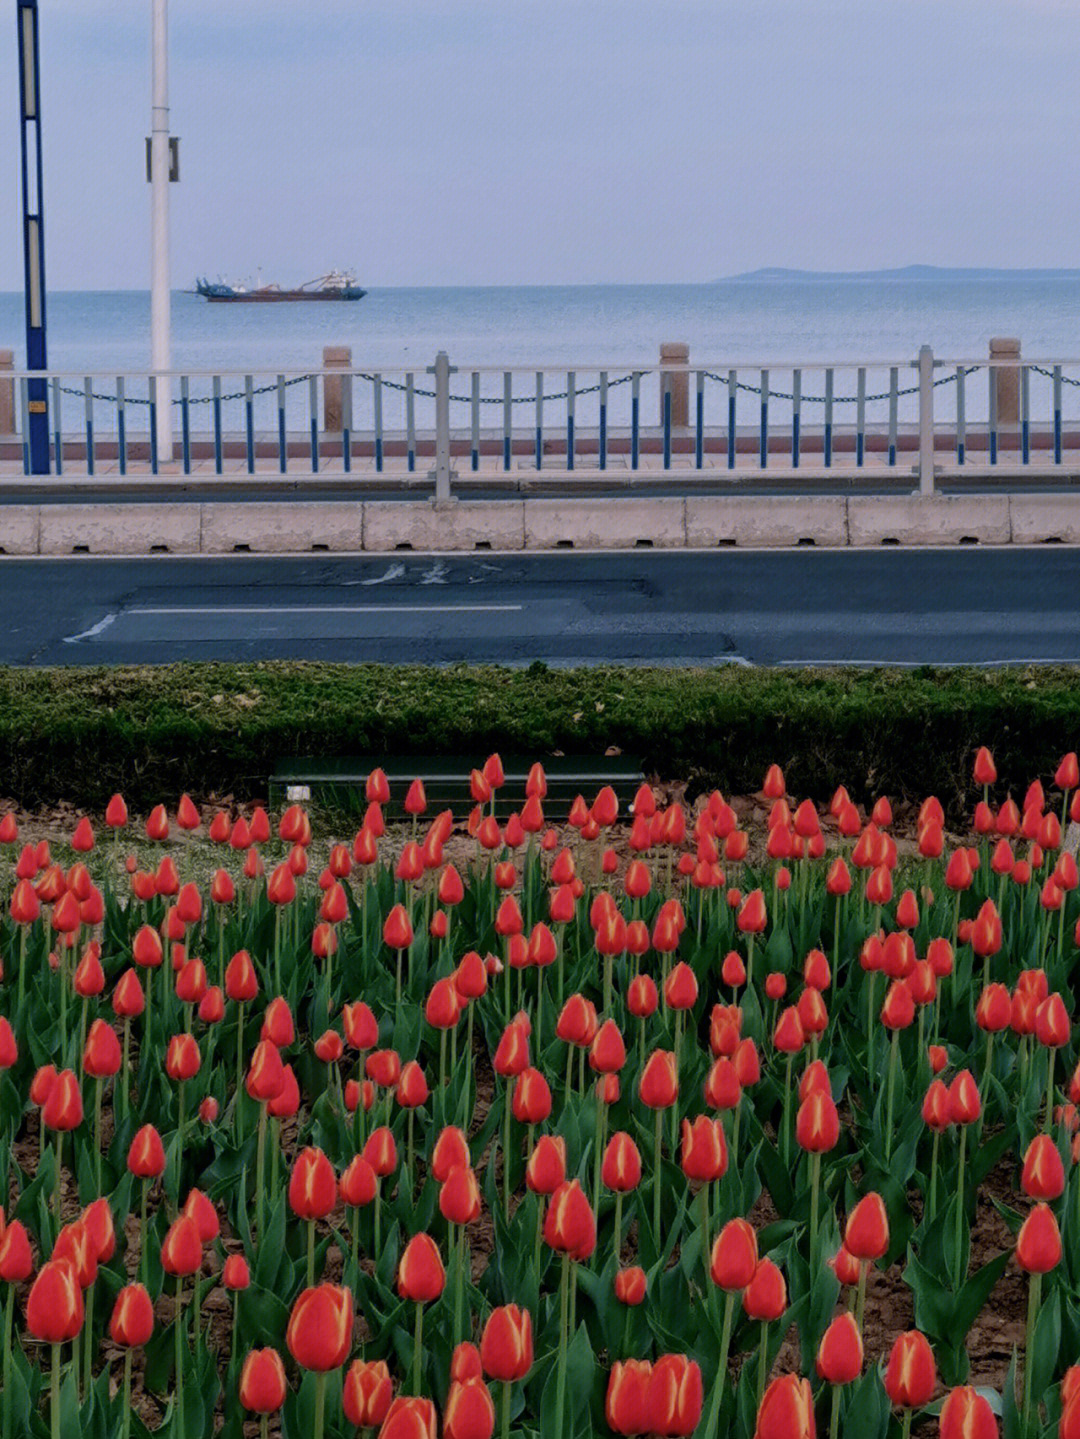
[429,350,455,501]
[917,344,935,495]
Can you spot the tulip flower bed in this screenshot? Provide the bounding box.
[1,750,1080,1439]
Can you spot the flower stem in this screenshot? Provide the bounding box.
[953,1127,967,1290]
[314,1370,327,1439]
[884,1028,899,1163]
[653,1108,663,1244]
[255,1101,267,1240]
[1022,1270,1042,1433]
[175,1276,185,1439]
[50,1343,60,1439]
[501,1380,511,1439]
[555,1253,570,1437]
[828,1382,840,1439]
[122,1349,132,1439]
[413,1302,424,1394]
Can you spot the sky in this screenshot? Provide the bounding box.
[1,0,1077,290]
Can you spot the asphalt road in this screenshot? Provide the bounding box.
[1,549,1079,668]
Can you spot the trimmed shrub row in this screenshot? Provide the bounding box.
[1,661,1078,816]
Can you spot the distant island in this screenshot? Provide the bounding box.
[714,265,1080,284]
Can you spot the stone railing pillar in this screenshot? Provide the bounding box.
[322,345,352,432]
[659,342,689,427]
[0,351,14,435]
[990,337,1021,425]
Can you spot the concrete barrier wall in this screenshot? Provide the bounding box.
[8,495,1080,554]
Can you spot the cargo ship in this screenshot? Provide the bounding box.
[194,270,366,302]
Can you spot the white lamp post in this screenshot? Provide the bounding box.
[150,0,172,461]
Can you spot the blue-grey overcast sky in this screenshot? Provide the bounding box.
[1,0,1076,289]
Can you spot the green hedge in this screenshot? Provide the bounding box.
[1,662,1079,815]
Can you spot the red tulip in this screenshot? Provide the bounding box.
[883,1331,936,1407]
[480,1304,533,1381]
[26,1259,84,1341]
[289,1147,338,1221]
[239,1348,288,1414]
[816,1312,863,1385]
[397,1233,446,1302]
[753,1374,815,1439]
[108,1284,155,1347]
[344,1359,393,1429]
[710,1218,758,1291]
[286,1284,354,1371]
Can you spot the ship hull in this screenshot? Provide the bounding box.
[204,290,366,302]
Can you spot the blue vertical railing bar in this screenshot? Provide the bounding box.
[759,370,769,469]
[406,374,416,473]
[856,368,866,467]
[470,374,481,473]
[116,376,127,475]
[51,376,61,475]
[148,376,158,475]
[888,368,898,467]
[791,369,801,468]
[955,368,965,466]
[535,372,544,471]
[373,374,384,473]
[245,376,256,474]
[727,370,736,469]
[824,369,834,468]
[309,376,319,473]
[503,373,512,472]
[277,376,287,473]
[567,372,575,472]
[694,371,704,469]
[341,370,353,474]
[630,372,640,471]
[212,375,223,475]
[84,377,94,477]
[599,372,607,470]
[19,379,29,475]
[1054,366,1063,465]
[1021,366,1030,466]
[989,368,998,465]
[661,375,671,470]
[180,376,191,474]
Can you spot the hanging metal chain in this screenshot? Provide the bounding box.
[700,364,982,403]
[1030,364,1080,387]
[353,372,637,403]
[55,374,316,406]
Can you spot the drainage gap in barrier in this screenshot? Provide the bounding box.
[1043,536,1064,544]
[394,542,414,551]
[958,536,979,545]
[150,544,169,554]
[474,540,492,550]
[311,543,329,552]
[716,539,736,548]
[556,539,574,549]
[635,538,654,548]
[232,544,251,553]
[73,545,90,554]
[881,537,900,546]
[796,537,816,547]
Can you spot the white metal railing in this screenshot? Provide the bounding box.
[4,350,1080,494]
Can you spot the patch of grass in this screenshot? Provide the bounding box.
[1,662,1078,815]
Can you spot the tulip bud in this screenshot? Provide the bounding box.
[883,1331,936,1407]
[343,1359,394,1429]
[614,1266,648,1306]
[480,1304,533,1381]
[108,1282,155,1348]
[26,1259,84,1342]
[286,1284,354,1371]
[1015,1202,1062,1273]
[816,1311,863,1385]
[397,1233,446,1302]
[753,1374,815,1439]
[239,1348,288,1414]
[710,1218,757,1291]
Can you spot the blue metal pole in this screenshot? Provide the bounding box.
[17,0,49,473]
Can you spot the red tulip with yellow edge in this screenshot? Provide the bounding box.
[344,1359,393,1430]
[287,1284,354,1439]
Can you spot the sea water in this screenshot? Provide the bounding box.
[1,276,1078,433]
